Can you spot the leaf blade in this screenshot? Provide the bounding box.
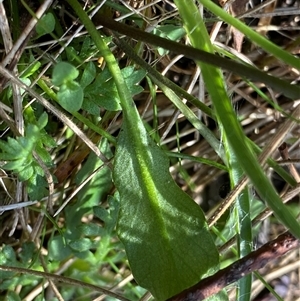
[114,117,219,300]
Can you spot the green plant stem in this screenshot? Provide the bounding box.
[199,0,300,69]
[166,151,227,171]
[97,17,300,100]
[227,140,252,301]
[106,34,225,161]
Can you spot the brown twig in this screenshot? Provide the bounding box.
[278,142,300,183]
[0,264,130,301]
[167,231,299,301]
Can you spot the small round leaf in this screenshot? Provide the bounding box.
[57,82,83,112]
[36,13,55,36]
[52,62,79,86]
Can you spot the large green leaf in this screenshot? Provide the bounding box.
[113,116,219,300]
[65,1,219,299]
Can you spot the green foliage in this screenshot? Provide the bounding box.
[45,193,125,296]
[21,60,41,79]
[79,37,98,59]
[18,242,36,264]
[80,61,96,89]
[5,291,21,301]
[52,62,84,112]
[83,65,146,113]
[52,61,145,114]
[68,3,220,299]
[47,138,118,267]
[75,138,113,207]
[52,61,78,86]
[0,244,38,290]
[0,113,54,200]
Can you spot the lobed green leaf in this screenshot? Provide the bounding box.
[69,238,93,252]
[4,159,30,171]
[4,138,23,154]
[84,66,146,112]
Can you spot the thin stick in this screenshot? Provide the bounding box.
[278,142,300,183]
[167,231,299,301]
[0,265,130,301]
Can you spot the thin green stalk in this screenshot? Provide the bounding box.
[198,0,300,70]
[226,138,252,301]
[166,151,227,171]
[254,272,284,301]
[146,76,159,142]
[73,112,116,145]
